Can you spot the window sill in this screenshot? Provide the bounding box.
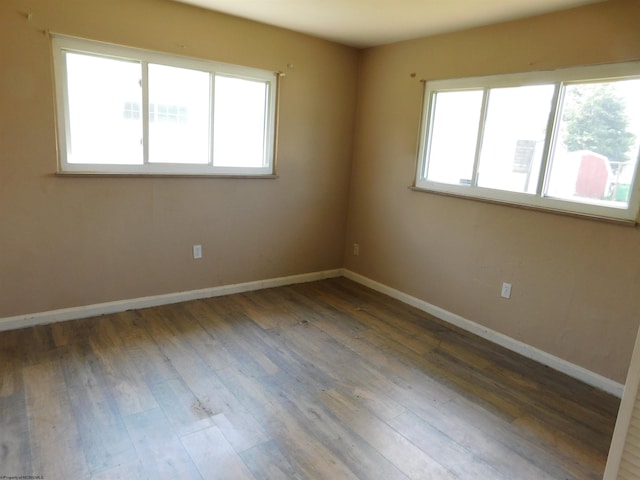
[55,171,279,180]
[409,186,638,227]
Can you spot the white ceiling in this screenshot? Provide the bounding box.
[172,0,602,48]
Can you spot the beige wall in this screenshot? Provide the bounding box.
[344,0,640,383]
[0,0,357,317]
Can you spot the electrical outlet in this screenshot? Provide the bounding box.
[501,282,512,299]
[353,243,360,256]
[193,244,202,259]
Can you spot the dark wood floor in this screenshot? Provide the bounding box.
[0,277,619,479]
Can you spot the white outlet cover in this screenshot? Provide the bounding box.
[193,244,202,259]
[501,282,512,299]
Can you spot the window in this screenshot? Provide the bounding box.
[52,35,278,176]
[415,63,640,222]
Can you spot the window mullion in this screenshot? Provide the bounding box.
[262,82,270,168]
[209,73,215,167]
[471,88,490,187]
[536,83,563,196]
[141,61,150,165]
[60,52,73,165]
[419,90,436,181]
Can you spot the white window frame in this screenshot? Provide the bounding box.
[52,34,278,176]
[415,62,640,222]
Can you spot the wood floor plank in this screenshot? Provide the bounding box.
[230,292,300,331]
[307,278,453,342]
[110,310,181,386]
[88,316,158,416]
[109,311,218,437]
[352,349,568,479]
[0,392,31,477]
[388,410,508,480]
[321,388,456,480]
[13,324,60,366]
[24,360,91,480]
[0,352,18,398]
[410,392,583,479]
[305,302,457,404]
[211,410,271,453]
[197,301,338,394]
[139,306,227,415]
[512,414,607,478]
[274,382,411,480]
[291,284,441,354]
[183,300,280,378]
[123,407,201,479]
[61,341,138,474]
[0,331,20,399]
[181,424,256,480]
[137,305,269,449]
[147,376,215,437]
[204,310,281,376]
[90,459,146,480]
[240,440,308,480]
[272,315,394,391]
[423,324,617,447]
[274,321,444,432]
[283,285,436,355]
[487,360,616,441]
[163,302,237,372]
[217,366,361,480]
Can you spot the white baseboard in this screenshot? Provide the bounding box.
[0,269,343,333]
[343,269,624,398]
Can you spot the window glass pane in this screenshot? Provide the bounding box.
[425,90,483,186]
[477,85,555,193]
[148,64,210,164]
[213,75,268,168]
[546,79,640,207]
[65,53,142,164]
